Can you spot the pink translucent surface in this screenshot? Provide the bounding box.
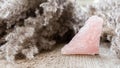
[61,16,103,55]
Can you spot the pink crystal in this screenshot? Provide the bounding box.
[61,16,103,55]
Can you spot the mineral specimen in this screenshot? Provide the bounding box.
[61,16,103,55]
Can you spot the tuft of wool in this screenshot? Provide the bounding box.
[0,0,83,62]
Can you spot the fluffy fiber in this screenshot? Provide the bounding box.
[0,0,82,62]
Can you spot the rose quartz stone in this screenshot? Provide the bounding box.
[61,16,103,55]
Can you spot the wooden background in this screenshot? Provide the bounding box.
[0,43,120,68]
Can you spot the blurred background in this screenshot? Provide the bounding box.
[79,0,94,5]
